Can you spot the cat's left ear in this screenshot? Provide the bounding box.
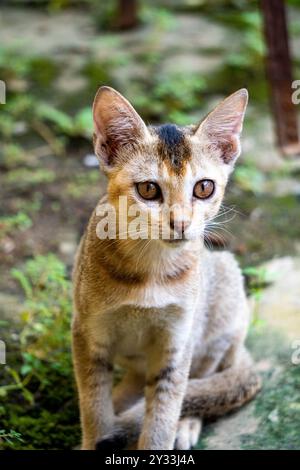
[194,89,248,165]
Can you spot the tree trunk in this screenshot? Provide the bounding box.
[261,0,300,156]
[116,0,139,30]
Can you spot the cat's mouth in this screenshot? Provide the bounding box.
[163,238,188,246]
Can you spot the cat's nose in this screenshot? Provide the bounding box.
[170,218,191,236]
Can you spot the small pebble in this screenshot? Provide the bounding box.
[83,154,98,167]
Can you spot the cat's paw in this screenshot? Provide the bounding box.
[96,432,128,451]
[174,417,202,450]
[95,416,138,450]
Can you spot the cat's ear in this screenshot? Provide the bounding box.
[93,86,149,168]
[194,89,248,164]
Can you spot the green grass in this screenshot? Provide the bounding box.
[0,255,80,450]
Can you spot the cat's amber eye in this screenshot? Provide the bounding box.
[193,179,215,199]
[136,182,161,201]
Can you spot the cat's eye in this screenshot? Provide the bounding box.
[136,182,161,201]
[193,179,215,199]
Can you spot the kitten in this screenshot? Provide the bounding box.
[72,86,261,450]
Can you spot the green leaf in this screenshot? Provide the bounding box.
[36,103,73,135]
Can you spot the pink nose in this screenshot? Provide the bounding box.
[170,218,191,236]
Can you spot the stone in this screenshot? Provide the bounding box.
[203,402,259,450]
[0,292,23,322]
[258,257,300,341]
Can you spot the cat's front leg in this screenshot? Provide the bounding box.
[138,342,192,450]
[72,319,114,450]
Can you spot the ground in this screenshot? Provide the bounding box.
[0,2,299,450]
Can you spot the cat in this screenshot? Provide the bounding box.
[72,86,261,450]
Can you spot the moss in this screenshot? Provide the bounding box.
[244,326,300,449]
[0,255,79,450]
[242,365,300,449]
[194,424,214,450]
[0,326,80,450]
[0,377,80,450]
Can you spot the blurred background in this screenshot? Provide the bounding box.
[0,0,299,450]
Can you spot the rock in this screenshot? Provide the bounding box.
[59,241,77,257]
[58,230,78,265]
[162,53,220,76]
[201,257,300,450]
[264,177,300,197]
[0,292,23,322]
[83,154,98,168]
[257,257,300,341]
[203,402,259,450]
[268,408,279,423]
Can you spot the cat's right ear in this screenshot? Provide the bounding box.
[93,86,149,170]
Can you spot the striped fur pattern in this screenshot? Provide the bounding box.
[72,86,261,450]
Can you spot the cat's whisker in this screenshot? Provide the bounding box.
[211,224,235,239]
[210,210,237,225]
[204,229,227,248]
[134,239,152,272]
[219,204,244,218]
[211,224,231,239]
[211,208,238,225]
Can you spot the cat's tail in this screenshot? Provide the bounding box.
[96,349,261,450]
[182,352,261,419]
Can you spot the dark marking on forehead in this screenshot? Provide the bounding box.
[157,124,183,149]
[155,124,190,174]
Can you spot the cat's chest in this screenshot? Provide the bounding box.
[87,277,198,357]
[92,277,183,311]
[108,283,189,339]
[90,283,192,347]
[126,281,187,309]
[110,301,191,360]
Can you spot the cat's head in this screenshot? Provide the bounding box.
[93,86,248,246]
